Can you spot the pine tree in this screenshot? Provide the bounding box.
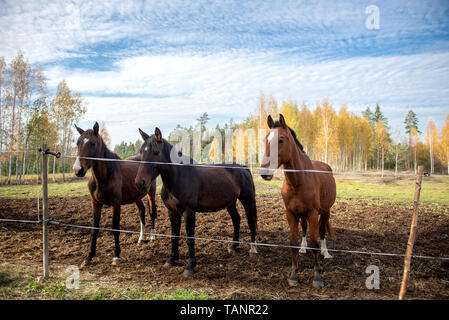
[404,110,420,135]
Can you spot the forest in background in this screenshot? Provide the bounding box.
[1,51,449,185]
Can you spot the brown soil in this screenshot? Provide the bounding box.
[1,193,448,300]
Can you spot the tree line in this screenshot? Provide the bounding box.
[0,51,86,184]
[243,91,449,175]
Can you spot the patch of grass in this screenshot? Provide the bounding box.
[0,181,90,198]
[254,175,449,204]
[0,264,214,300]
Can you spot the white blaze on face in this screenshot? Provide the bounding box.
[83,138,89,144]
[267,131,275,143]
[72,157,81,172]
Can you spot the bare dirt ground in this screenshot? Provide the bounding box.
[1,193,448,299]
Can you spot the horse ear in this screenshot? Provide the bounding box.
[279,114,287,128]
[74,124,85,135]
[93,122,99,136]
[267,115,274,129]
[155,127,162,142]
[139,128,150,141]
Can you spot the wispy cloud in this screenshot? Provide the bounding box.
[1,0,449,145]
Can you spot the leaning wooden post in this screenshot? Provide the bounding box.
[41,144,49,278]
[398,165,424,300]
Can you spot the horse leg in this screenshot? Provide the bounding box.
[226,203,241,254]
[80,199,102,269]
[163,209,181,268]
[319,209,332,259]
[286,210,300,286]
[135,200,147,244]
[240,196,258,256]
[111,204,121,266]
[182,208,196,277]
[148,186,157,241]
[299,216,308,254]
[308,209,324,288]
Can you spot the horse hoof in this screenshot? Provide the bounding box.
[182,268,195,277]
[299,248,307,254]
[163,258,176,268]
[228,246,237,254]
[138,239,148,244]
[323,253,333,259]
[80,260,91,269]
[150,229,156,241]
[150,235,156,241]
[249,250,258,257]
[313,279,324,288]
[288,279,298,287]
[112,257,121,266]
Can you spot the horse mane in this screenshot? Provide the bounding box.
[272,121,305,153]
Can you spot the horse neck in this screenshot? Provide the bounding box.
[159,141,194,193]
[92,143,116,183]
[283,144,312,187]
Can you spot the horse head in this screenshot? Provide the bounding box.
[72,122,104,177]
[135,127,168,192]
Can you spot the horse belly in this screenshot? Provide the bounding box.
[197,175,239,212]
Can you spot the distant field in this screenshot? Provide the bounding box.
[1,172,448,204]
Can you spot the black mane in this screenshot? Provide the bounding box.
[273,121,305,153]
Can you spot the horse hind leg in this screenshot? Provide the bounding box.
[319,210,333,259]
[240,196,258,256]
[299,216,308,254]
[135,201,147,244]
[226,203,241,254]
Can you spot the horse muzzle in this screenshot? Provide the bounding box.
[74,167,86,177]
[260,167,274,181]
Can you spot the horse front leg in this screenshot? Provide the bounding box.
[111,204,121,266]
[80,198,102,269]
[163,209,181,268]
[182,208,196,277]
[299,216,308,254]
[286,210,300,286]
[308,209,324,288]
[148,193,157,241]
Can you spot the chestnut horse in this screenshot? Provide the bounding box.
[134,128,258,276]
[260,114,336,288]
[73,122,157,268]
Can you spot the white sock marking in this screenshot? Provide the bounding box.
[299,236,307,253]
[320,239,333,259]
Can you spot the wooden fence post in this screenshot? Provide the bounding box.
[41,144,49,278]
[398,165,424,300]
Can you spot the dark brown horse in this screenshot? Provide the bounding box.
[260,114,336,288]
[134,128,258,276]
[72,122,157,268]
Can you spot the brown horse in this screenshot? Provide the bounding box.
[134,128,258,276]
[72,122,157,268]
[260,114,336,288]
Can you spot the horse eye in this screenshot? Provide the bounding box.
[279,139,284,144]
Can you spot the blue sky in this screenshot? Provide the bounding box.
[1,0,449,145]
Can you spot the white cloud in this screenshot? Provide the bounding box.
[46,51,449,145]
